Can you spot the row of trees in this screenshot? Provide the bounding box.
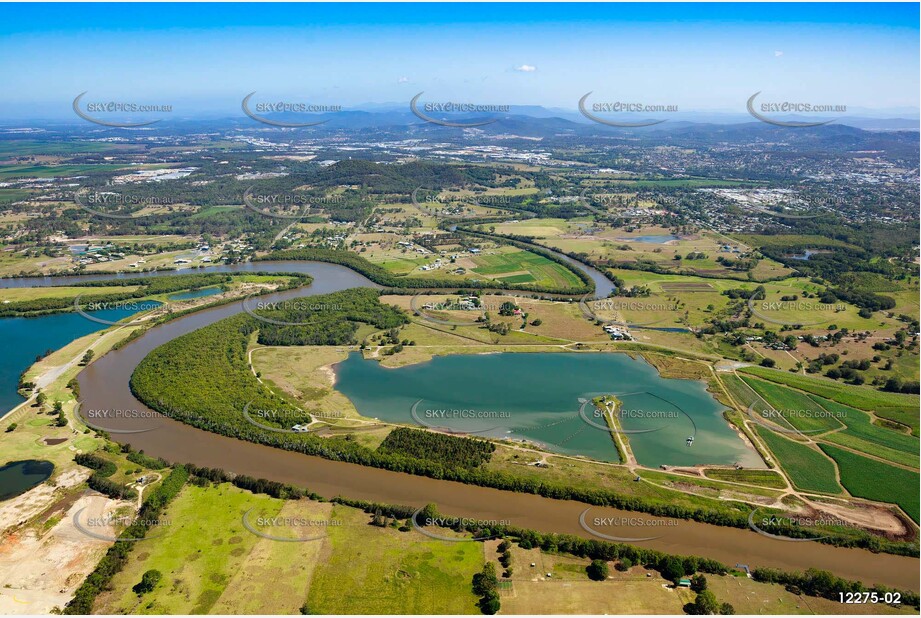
[184,464,314,500]
[752,567,919,607]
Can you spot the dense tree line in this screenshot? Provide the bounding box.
[752,567,919,607]
[379,427,495,468]
[184,464,312,500]
[75,452,136,499]
[131,289,406,430]
[74,452,116,477]
[87,475,137,500]
[825,287,896,313]
[472,562,501,614]
[126,451,170,470]
[131,312,300,432]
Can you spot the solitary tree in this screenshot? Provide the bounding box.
[587,559,609,581]
[133,569,161,595]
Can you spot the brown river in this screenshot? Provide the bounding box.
[75,261,919,591]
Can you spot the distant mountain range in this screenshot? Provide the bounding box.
[2,103,918,132]
[332,104,921,131]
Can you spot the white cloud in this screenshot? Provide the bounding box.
[774,51,783,57]
[514,64,537,73]
[397,76,409,84]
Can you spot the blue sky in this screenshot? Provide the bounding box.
[0,3,917,119]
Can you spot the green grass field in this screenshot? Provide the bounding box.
[208,499,336,614]
[305,505,483,614]
[819,444,920,523]
[707,574,915,615]
[491,218,570,238]
[754,427,843,494]
[0,285,142,303]
[94,483,284,614]
[374,255,430,274]
[92,478,484,615]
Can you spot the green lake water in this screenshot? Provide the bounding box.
[334,352,764,468]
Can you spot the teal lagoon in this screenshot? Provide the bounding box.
[334,352,764,468]
[167,287,221,301]
[0,302,160,415]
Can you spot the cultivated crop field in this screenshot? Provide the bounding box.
[754,427,842,494]
[742,376,846,435]
[819,444,920,523]
[470,247,583,288]
[740,367,920,434]
[701,468,787,488]
[814,396,918,468]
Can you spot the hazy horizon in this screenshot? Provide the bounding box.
[0,2,918,122]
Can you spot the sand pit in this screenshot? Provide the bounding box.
[0,492,128,614]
